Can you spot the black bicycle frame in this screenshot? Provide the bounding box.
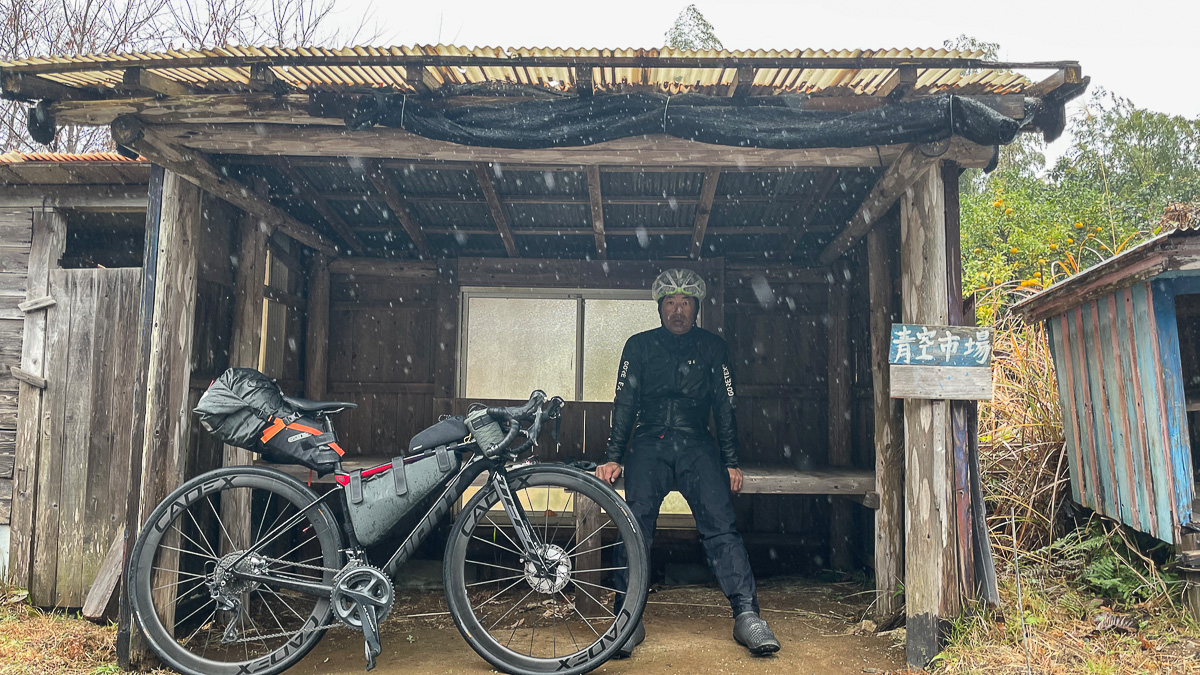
[229,453,539,597]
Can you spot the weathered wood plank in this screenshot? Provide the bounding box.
[271,158,367,254]
[820,144,939,265]
[31,271,71,605]
[573,495,604,618]
[305,253,330,400]
[327,258,438,281]
[362,160,432,258]
[889,365,993,400]
[109,117,339,256]
[585,165,608,260]
[900,165,959,668]
[9,207,62,589]
[82,525,125,621]
[868,222,904,618]
[18,295,55,313]
[827,268,854,571]
[10,367,46,389]
[474,163,518,257]
[57,270,99,607]
[147,123,997,169]
[688,168,720,259]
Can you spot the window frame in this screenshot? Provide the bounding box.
[457,286,676,401]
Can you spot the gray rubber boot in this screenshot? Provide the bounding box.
[733,611,780,655]
[615,620,645,658]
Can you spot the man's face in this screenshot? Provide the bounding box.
[660,293,697,335]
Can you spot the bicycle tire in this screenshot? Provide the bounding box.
[127,466,343,675]
[443,464,649,675]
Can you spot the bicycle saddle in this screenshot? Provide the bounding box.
[282,394,359,413]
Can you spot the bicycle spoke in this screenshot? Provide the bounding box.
[470,534,523,557]
[174,594,218,633]
[180,606,217,648]
[262,584,308,622]
[484,514,527,555]
[564,522,606,557]
[555,590,582,652]
[171,521,219,561]
[151,566,208,581]
[571,577,624,596]
[466,573,525,588]
[271,534,319,567]
[256,492,274,542]
[548,490,575,550]
[205,494,238,552]
[256,588,289,639]
[474,576,528,611]
[571,581,616,619]
[569,539,625,557]
[570,566,628,574]
[184,507,219,559]
[466,558,525,574]
[486,587,536,632]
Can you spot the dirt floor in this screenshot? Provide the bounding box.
[290,577,907,675]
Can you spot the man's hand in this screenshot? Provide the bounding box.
[596,461,623,485]
[728,467,744,494]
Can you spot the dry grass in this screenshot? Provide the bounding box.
[0,584,119,675]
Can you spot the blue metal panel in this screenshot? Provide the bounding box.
[1130,282,1177,541]
[1066,307,1100,511]
[1096,297,1136,526]
[1154,279,1195,530]
[1080,301,1121,520]
[1047,319,1084,504]
[1112,292,1155,533]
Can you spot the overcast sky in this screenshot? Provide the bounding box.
[342,0,1197,119]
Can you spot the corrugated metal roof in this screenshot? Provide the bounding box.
[0,151,143,163]
[0,45,1042,96]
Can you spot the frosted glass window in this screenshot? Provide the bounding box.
[464,297,577,400]
[582,299,661,401]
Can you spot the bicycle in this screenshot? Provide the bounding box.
[126,388,648,675]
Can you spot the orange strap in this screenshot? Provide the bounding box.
[261,418,345,456]
[260,417,286,443]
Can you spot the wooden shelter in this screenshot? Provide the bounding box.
[0,45,1088,667]
[1015,228,1200,617]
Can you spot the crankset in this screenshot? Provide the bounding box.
[331,564,395,671]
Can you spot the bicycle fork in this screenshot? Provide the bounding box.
[489,469,551,575]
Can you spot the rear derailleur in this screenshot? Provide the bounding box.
[331,563,395,671]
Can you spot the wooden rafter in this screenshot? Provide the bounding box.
[1025,66,1085,98]
[575,66,594,98]
[818,144,939,265]
[876,66,918,100]
[270,158,367,253]
[109,116,339,256]
[785,169,841,257]
[585,165,607,259]
[726,65,757,98]
[473,163,519,257]
[405,64,440,96]
[689,168,721,258]
[316,191,834,206]
[361,159,432,258]
[121,68,192,97]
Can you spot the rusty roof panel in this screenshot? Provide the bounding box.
[2,45,1051,97]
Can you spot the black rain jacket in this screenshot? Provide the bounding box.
[605,325,740,467]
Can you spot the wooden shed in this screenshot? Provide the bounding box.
[0,45,1088,667]
[1015,227,1200,615]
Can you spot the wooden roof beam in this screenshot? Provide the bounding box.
[817,144,939,265]
[585,165,607,259]
[877,65,919,100]
[785,169,841,257]
[406,64,440,96]
[361,159,432,258]
[270,158,368,254]
[575,66,594,98]
[473,163,519,257]
[1,72,97,101]
[726,66,757,98]
[1024,66,1085,99]
[121,67,192,97]
[109,115,339,256]
[689,168,721,258]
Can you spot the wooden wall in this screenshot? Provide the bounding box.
[0,209,32,526]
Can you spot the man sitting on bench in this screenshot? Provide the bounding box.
[597,268,781,657]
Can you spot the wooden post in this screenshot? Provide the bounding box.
[828,269,854,571]
[9,208,65,589]
[573,495,604,618]
[869,220,904,618]
[432,260,459,420]
[117,165,163,669]
[305,253,330,400]
[1182,532,1200,620]
[901,164,961,668]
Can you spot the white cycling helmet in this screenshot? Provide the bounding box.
[652,268,707,303]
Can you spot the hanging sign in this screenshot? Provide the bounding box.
[889,324,993,400]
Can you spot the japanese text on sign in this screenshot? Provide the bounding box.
[889,324,992,367]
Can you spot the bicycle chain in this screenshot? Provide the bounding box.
[218,555,348,644]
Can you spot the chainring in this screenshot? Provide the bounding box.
[331,564,395,629]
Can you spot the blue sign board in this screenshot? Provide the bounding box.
[889,324,992,367]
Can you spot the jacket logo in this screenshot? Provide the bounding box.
[722,364,734,397]
[616,360,630,392]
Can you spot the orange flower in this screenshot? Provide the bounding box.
[1067,238,1075,244]
[1004,208,1014,216]
[1009,247,1020,254]
[1074,222,1084,229]
[993,199,1004,208]
[1049,244,1059,251]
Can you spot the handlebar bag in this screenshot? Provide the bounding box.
[407,415,469,455]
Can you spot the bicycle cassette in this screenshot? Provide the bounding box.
[331,564,395,628]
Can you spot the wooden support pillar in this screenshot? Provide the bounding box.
[1182,531,1200,620]
[432,260,460,420]
[901,164,961,668]
[117,167,200,668]
[9,208,65,589]
[869,220,904,618]
[305,253,330,401]
[828,269,854,571]
[573,495,604,618]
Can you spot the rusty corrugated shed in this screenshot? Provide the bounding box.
[0,45,1035,96]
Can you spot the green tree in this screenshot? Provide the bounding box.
[665,5,723,51]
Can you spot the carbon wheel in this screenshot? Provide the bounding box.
[444,464,648,675]
[127,466,343,675]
